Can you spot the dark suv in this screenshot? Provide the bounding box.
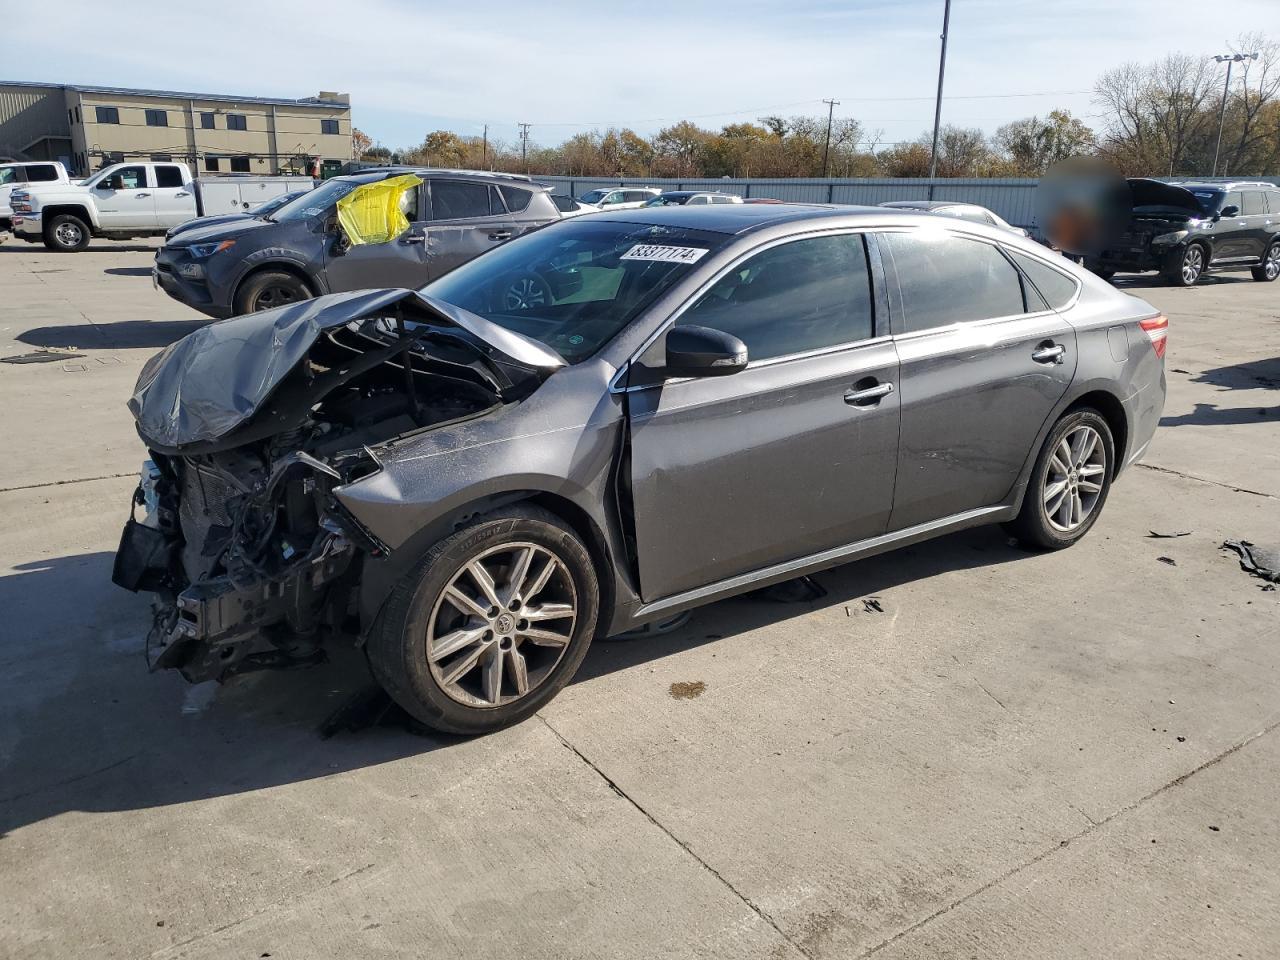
[1086,179,1280,286]
[153,169,562,317]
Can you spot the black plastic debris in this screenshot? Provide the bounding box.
[751,575,828,603]
[1221,540,1280,585]
[1148,529,1192,539]
[862,597,884,613]
[1157,556,1177,566]
[1,349,86,364]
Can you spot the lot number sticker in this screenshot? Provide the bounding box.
[620,244,709,264]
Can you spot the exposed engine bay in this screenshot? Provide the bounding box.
[112,289,563,682]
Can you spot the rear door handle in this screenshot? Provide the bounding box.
[488,230,512,241]
[176,191,191,198]
[844,381,894,406]
[401,233,426,244]
[1032,343,1066,364]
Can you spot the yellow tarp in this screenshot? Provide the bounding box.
[335,174,423,245]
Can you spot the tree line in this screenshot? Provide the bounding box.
[354,34,1279,180]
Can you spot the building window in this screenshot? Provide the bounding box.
[226,114,247,131]
[230,156,251,172]
[150,154,173,162]
[145,109,168,127]
[108,151,124,163]
[321,119,339,135]
[67,108,73,126]
[200,112,215,129]
[75,106,81,124]
[96,106,120,124]
[204,156,220,172]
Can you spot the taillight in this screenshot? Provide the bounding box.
[1139,313,1168,359]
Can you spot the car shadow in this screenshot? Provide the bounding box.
[1111,273,1253,288]
[1188,357,1280,391]
[1160,402,1277,427]
[0,525,1025,835]
[18,319,208,350]
[103,267,154,277]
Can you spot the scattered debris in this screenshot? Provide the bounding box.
[862,597,884,613]
[1,348,86,364]
[751,575,827,603]
[1176,736,1186,742]
[1221,540,1280,585]
[1208,825,1220,832]
[669,680,706,700]
[1170,367,1191,374]
[1157,556,1177,566]
[1147,529,1192,539]
[156,920,165,928]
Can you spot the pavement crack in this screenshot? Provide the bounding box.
[856,715,1280,958]
[0,752,139,805]
[951,655,1010,714]
[538,714,811,959]
[1135,462,1277,500]
[0,471,135,494]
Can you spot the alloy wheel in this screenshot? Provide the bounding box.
[1042,425,1107,533]
[503,276,548,311]
[1181,246,1203,284]
[55,221,83,247]
[254,284,299,310]
[426,542,577,707]
[1266,244,1280,280]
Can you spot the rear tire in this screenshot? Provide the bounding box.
[1163,243,1206,287]
[366,506,600,735]
[233,269,312,314]
[1251,240,1280,282]
[1009,409,1115,551]
[43,214,90,252]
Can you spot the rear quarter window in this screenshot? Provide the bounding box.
[1007,249,1080,310]
[1242,191,1267,216]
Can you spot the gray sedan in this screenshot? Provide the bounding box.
[116,204,1167,734]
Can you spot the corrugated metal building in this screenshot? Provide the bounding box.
[0,81,353,176]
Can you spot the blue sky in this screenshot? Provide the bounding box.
[6,0,1274,150]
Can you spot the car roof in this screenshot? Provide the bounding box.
[881,200,982,211]
[587,203,913,235]
[1173,180,1275,190]
[335,167,546,189]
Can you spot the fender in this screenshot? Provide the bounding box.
[37,201,101,231]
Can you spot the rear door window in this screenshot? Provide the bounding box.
[880,231,1027,333]
[1242,191,1267,216]
[430,180,491,220]
[625,191,652,204]
[154,165,184,188]
[1006,249,1080,310]
[678,233,874,362]
[1224,191,1243,215]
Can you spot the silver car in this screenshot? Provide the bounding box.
[576,187,662,210]
[115,204,1167,734]
[880,199,1029,236]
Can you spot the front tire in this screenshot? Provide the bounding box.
[43,214,90,252]
[1009,409,1114,550]
[1251,241,1280,282]
[366,506,600,735]
[233,269,312,314]
[1163,243,1206,287]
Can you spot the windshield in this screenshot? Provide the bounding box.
[0,168,16,186]
[255,191,306,217]
[578,190,608,204]
[1187,189,1224,213]
[269,178,360,222]
[422,219,730,363]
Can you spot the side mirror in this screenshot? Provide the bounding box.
[1220,205,1240,218]
[665,325,748,378]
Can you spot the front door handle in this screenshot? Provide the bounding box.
[844,381,894,406]
[401,234,426,245]
[488,230,512,241]
[135,192,151,198]
[1032,342,1066,364]
[176,191,191,197]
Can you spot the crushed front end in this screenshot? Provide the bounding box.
[112,289,560,683]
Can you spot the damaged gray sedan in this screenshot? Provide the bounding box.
[114,205,1167,734]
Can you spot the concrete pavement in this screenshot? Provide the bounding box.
[1,240,1277,959]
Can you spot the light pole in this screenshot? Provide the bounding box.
[518,123,531,175]
[927,0,952,180]
[821,98,840,177]
[1212,51,1257,177]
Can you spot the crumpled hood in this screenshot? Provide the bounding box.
[1128,179,1206,215]
[129,288,565,450]
[166,216,276,247]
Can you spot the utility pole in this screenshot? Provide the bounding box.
[1212,51,1257,177]
[821,98,839,177]
[518,123,531,175]
[927,0,952,180]
[482,124,488,169]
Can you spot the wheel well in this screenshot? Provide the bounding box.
[1066,391,1127,472]
[234,262,316,305]
[40,205,91,227]
[523,492,616,634]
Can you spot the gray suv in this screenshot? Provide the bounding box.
[116,204,1167,734]
[153,169,562,317]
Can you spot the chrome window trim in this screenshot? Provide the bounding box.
[610,225,884,393]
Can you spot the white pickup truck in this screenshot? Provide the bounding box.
[0,160,71,233]
[10,161,312,251]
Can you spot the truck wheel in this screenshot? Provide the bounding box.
[43,214,90,252]
[366,505,600,735]
[1163,243,1205,287]
[1251,241,1280,282]
[233,270,312,314]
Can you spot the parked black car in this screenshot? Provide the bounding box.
[153,169,562,317]
[1085,179,1280,286]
